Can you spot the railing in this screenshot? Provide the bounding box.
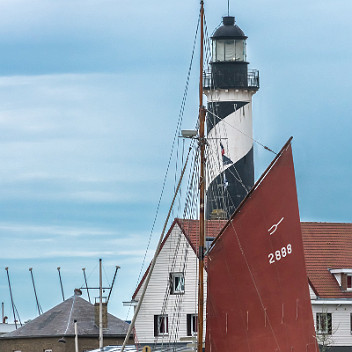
[203,69,259,90]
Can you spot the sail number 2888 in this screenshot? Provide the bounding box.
[268,244,292,264]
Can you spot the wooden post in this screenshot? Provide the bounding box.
[197,1,206,352]
[99,259,103,350]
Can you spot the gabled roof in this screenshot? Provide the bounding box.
[133,218,352,301]
[301,222,352,298]
[177,218,227,254]
[2,295,129,339]
[132,218,226,299]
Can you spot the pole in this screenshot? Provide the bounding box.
[107,266,120,303]
[57,267,65,301]
[120,151,191,352]
[99,259,103,350]
[2,302,4,323]
[5,267,17,329]
[74,320,79,352]
[29,268,42,315]
[198,2,206,352]
[82,268,91,303]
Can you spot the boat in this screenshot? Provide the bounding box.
[119,1,318,351]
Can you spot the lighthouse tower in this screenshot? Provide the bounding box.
[204,16,259,220]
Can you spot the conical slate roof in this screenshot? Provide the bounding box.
[3,295,129,339]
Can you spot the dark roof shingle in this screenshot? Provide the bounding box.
[3,295,129,339]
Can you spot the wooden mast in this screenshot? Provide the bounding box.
[197,1,206,351]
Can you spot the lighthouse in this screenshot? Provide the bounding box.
[204,15,259,220]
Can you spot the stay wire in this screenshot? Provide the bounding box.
[129,14,201,323]
[156,145,199,349]
[206,109,277,155]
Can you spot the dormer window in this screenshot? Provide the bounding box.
[329,269,352,291]
[206,237,214,251]
[347,275,352,290]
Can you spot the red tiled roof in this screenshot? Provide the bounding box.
[176,218,227,256]
[132,219,352,300]
[301,222,352,298]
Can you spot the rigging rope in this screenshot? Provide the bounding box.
[206,109,277,155]
[127,14,201,323]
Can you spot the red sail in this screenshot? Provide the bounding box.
[205,140,318,352]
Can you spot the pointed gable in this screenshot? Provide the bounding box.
[132,218,226,299]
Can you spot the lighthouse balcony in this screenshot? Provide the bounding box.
[203,69,259,91]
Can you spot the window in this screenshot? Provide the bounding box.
[213,39,246,62]
[154,315,168,336]
[316,313,332,334]
[187,314,198,336]
[347,275,352,289]
[206,237,214,251]
[170,273,185,294]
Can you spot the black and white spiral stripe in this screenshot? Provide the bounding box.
[206,99,254,219]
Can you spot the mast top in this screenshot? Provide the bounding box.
[212,16,247,39]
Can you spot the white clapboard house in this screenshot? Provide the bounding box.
[125,219,224,347]
[302,222,352,351]
[126,220,352,351]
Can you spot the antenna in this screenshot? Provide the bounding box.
[82,268,91,303]
[228,0,230,16]
[5,267,22,328]
[107,266,120,303]
[57,267,65,301]
[29,268,43,316]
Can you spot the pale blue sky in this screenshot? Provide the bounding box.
[0,0,351,323]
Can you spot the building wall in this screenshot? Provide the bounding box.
[134,223,206,344]
[133,229,352,348]
[312,302,352,347]
[0,336,129,352]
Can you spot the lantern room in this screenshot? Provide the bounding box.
[211,16,247,62]
[204,16,258,90]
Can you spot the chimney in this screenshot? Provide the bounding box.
[94,298,108,328]
[74,288,82,296]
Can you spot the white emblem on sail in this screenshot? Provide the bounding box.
[268,217,284,235]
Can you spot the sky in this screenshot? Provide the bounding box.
[0,0,351,324]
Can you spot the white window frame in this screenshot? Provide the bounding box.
[170,272,185,294]
[190,314,198,336]
[156,315,168,336]
[316,313,332,335]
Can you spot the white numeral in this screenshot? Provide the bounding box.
[268,244,292,264]
[281,247,287,257]
[268,253,275,264]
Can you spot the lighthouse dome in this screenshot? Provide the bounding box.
[212,16,247,39]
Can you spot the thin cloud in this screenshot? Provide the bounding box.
[0,222,116,237]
